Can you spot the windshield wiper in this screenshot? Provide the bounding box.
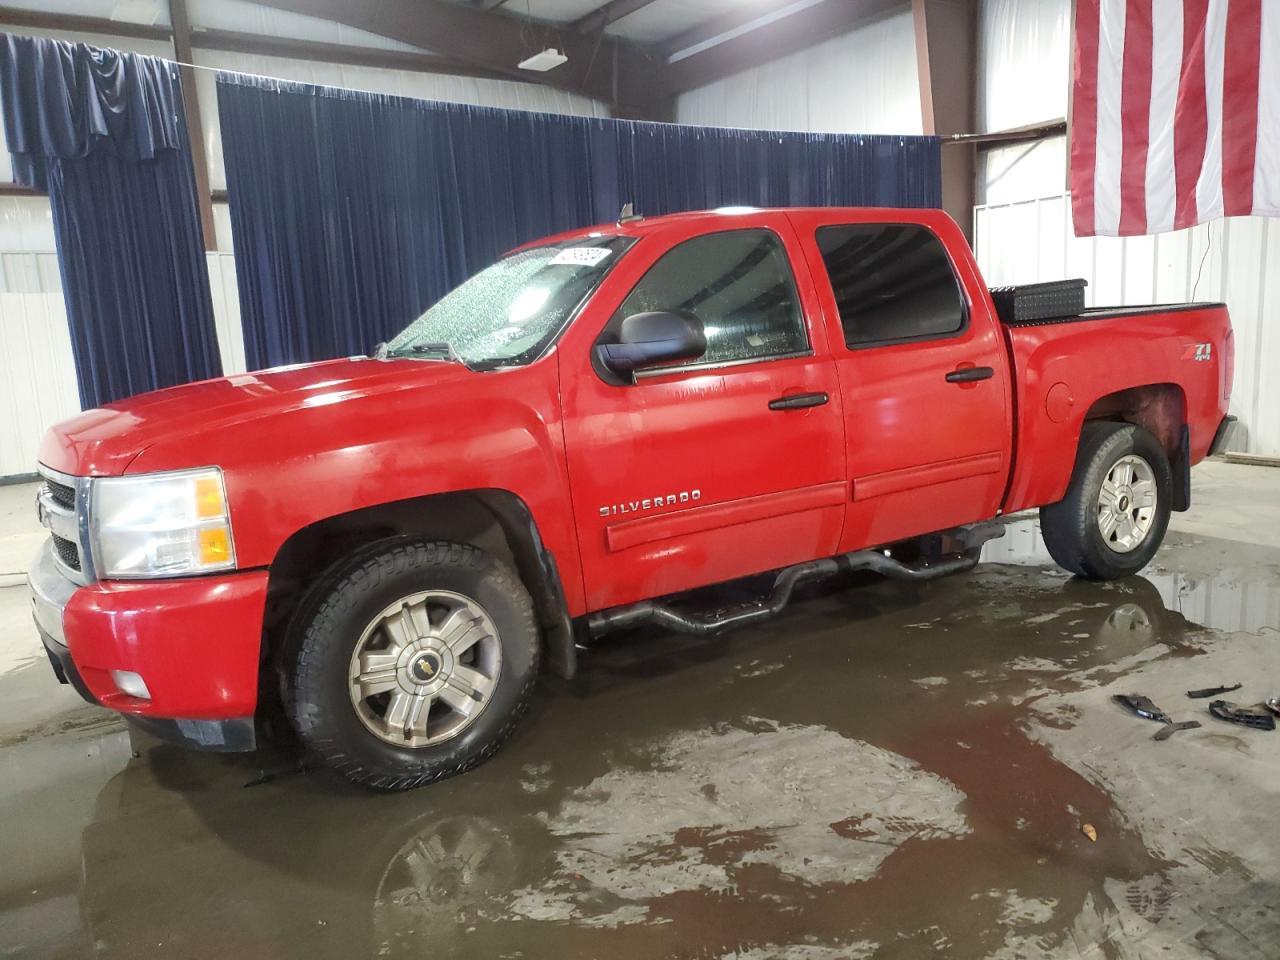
[390,341,466,364]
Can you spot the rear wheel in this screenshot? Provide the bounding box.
[1040,422,1172,580]
[285,540,539,791]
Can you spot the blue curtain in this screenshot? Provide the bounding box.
[216,72,941,370]
[0,34,221,409]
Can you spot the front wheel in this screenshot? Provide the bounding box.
[1040,422,1173,580]
[284,540,540,791]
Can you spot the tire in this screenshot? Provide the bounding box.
[1040,422,1173,580]
[284,539,540,791]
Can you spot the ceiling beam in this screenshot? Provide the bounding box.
[250,0,662,109]
[660,0,798,59]
[0,5,171,42]
[472,0,510,9]
[192,29,511,81]
[654,0,905,98]
[572,0,661,35]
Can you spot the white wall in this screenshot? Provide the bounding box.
[974,194,1280,457]
[675,8,923,135]
[976,0,1071,205]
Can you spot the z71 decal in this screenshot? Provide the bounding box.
[1183,343,1213,362]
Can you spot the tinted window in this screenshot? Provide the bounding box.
[605,229,808,369]
[816,224,966,346]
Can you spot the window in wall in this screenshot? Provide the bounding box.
[816,223,966,347]
[606,229,808,369]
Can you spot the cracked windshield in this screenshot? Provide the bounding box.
[384,236,634,367]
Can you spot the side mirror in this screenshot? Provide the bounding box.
[595,311,707,375]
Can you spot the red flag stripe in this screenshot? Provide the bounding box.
[1222,0,1262,217]
[1172,0,1209,230]
[1072,0,1101,236]
[1120,0,1154,235]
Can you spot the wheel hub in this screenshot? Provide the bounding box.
[1097,454,1157,554]
[409,651,443,685]
[347,590,502,748]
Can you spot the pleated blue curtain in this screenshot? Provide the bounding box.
[0,34,221,409]
[216,72,942,370]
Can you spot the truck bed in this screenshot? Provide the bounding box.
[999,300,1233,515]
[1001,301,1227,328]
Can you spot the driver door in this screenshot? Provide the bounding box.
[559,216,846,612]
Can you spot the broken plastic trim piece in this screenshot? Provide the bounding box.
[1153,720,1201,741]
[1187,683,1242,699]
[1113,693,1171,725]
[1208,700,1277,731]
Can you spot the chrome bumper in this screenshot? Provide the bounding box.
[28,539,78,647]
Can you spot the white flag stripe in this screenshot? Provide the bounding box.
[1094,0,1128,236]
[1195,0,1228,223]
[1146,0,1182,233]
[1255,0,1280,215]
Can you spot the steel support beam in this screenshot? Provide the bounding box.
[168,0,217,250]
[912,0,977,239]
[573,0,661,34]
[192,30,510,81]
[0,6,170,42]
[653,0,904,100]
[250,0,663,113]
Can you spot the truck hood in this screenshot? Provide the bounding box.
[38,357,473,476]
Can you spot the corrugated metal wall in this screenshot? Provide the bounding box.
[974,193,1280,457]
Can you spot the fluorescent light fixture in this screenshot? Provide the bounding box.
[518,48,568,72]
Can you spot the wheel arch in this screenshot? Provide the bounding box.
[263,489,577,685]
[1081,382,1190,510]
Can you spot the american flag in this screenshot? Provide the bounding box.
[1071,0,1276,237]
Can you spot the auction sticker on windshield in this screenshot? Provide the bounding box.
[551,247,614,267]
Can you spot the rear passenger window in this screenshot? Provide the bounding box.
[605,229,808,369]
[816,224,966,347]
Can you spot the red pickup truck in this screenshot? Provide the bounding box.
[29,207,1234,790]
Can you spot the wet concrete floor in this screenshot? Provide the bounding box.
[1,509,1279,958]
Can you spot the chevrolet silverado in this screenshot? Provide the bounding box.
[29,207,1235,790]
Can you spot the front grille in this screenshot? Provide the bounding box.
[45,478,75,510]
[52,533,82,571]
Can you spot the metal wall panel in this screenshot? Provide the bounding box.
[0,254,81,478]
[974,193,1280,457]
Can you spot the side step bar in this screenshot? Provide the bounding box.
[587,521,1007,638]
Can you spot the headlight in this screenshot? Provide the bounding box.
[90,468,236,579]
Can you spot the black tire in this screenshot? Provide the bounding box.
[1040,422,1173,580]
[284,539,540,791]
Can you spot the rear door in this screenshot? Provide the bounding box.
[559,215,846,612]
[791,211,1012,551]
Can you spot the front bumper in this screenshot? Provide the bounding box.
[29,540,267,749]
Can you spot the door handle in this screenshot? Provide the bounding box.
[769,392,829,411]
[945,366,995,383]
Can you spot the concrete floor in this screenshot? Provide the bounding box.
[0,461,1278,959]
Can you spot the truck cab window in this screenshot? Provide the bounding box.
[816,223,966,347]
[605,229,808,370]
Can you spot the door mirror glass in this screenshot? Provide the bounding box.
[595,310,707,374]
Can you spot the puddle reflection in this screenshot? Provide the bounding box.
[983,517,1280,635]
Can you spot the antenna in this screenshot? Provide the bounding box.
[617,202,641,224]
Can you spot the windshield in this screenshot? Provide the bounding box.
[384,236,634,368]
